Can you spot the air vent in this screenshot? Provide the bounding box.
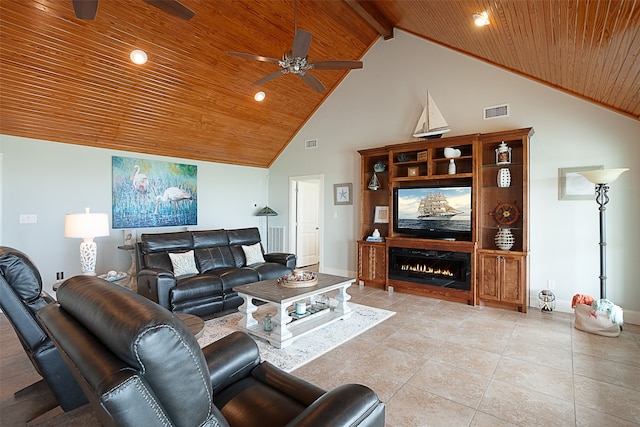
[483,104,510,120]
[305,138,318,149]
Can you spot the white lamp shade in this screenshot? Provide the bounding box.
[578,168,629,184]
[64,210,109,239]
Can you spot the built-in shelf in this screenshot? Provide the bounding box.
[358,128,533,312]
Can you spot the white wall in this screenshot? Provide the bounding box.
[269,30,640,321]
[1,135,270,297]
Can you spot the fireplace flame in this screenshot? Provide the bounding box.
[400,264,454,277]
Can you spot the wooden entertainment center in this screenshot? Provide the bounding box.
[357,128,533,312]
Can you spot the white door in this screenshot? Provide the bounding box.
[289,176,322,268]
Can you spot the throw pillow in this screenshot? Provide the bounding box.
[242,242,265,265]
[168,250,199,277]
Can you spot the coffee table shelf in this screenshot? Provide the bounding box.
[235,273,355,348]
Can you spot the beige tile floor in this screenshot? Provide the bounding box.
[2,284,639,426]
[293,285,640,426]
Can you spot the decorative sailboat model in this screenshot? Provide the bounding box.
[413,91,451,139]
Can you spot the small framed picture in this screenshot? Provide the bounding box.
[334,183,353,205]
[374,206,389,223]
[558,166,603,200]
[123,229,137,247]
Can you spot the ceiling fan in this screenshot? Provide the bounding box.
[227,2,362,92]
[72,0,195,21]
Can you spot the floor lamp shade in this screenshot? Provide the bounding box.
[64,208,110,275]
[256,206,278,252]
[578,168,629,299]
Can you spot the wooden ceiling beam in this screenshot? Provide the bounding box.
[344,0,394,40]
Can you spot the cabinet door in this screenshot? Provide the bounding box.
[357,242,386,287]
[500,254,525,305]
[477,253,500,301]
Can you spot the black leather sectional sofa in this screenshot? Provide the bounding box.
[136,227,296,317]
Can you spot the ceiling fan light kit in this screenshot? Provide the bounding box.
[227,1,363,93]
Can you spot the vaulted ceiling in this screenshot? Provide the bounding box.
[1,1,638,168]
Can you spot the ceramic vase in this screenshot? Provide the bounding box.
[494,228,514,250]
[497,168,511,187]
[448,159,456,175]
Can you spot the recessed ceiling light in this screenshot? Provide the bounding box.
[254,91,266,102]
[130,49,148,65]
[473,11,490,26]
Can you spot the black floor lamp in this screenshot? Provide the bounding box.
[578,168,629,300]
[256,206,278,252]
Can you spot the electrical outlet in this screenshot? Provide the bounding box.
[19,214,38,224]
[547,280,556,290]
[56,272,64,281]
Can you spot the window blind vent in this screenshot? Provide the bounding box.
[305,139,318,149]
[483,104,510,119]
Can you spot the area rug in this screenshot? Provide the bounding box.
[197,303,395,372]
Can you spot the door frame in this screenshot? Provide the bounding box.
[288,174,324,270]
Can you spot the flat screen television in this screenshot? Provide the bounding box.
[393,185,472,240]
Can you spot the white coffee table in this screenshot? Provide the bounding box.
[234,273,354,348]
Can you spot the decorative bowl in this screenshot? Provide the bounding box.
[373,161,386,172]
[279,270,318,288]
[444,147,462,158]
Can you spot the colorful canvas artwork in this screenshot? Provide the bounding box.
[112,156,197,228]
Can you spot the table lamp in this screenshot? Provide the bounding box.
[256,206,278,252]
[578,168,629,299]
[64,208,110,275]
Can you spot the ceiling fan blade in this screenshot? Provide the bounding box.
[142,0,195,20]
[311,60,363,70]
[72,0,99,20]
[227,52,281,65]
[299,72,326,93]
[254,70,287,86]
[292,29,312,58]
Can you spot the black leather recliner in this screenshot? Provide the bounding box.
[38,276,385,427]
[0,247,87,412]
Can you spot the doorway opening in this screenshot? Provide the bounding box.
[289,175,323,269]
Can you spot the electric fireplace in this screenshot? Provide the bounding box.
[388,247,471,291]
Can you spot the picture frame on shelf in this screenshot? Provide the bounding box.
[558,165,603,200]
[123,229,136,247]
[374,206,389,223]
[334,183,353,205]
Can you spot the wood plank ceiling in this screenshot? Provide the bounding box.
[1,1,638,168]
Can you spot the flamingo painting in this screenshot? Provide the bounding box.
[113,156,197,228]
[155,187,193,214]
[131,165,149,193]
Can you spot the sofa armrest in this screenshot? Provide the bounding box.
[264,252,297,270]
[202,331,261,394]
[136,268,176,310]
[286,384,385,427]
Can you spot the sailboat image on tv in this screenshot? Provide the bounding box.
[413,91,451,139]
[417,193,462,220]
